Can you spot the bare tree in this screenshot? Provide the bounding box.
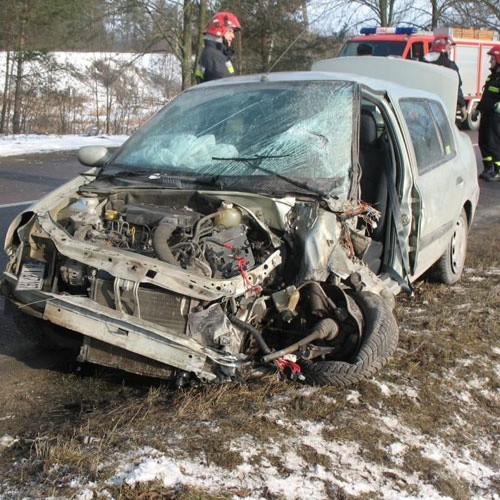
[215,0,312,73]
[11,0,29,133]
[181,0,194,88]
[347,0,415,27]
[452,0,500,32]
[0,0,113,133]
[0,51,12,133]
[194,0,208,78]
[136,0,203,89]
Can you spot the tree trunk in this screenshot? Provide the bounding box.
[379,0,388,27]
[12,0,29,134]
[0,52,12,133]
[94,71,100,133]
[106,84,111,134]
[194,0,208,77]
[181,0,193,89]
[301,0,309,29]
[431,0,438,29]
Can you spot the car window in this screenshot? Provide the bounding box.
[108,81,356,198]
[428,100,455,158]
[399,98,455,174]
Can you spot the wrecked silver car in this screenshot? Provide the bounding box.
[1,59,479,387]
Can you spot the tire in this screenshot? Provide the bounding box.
[12,309,81,351]
[432,209,468,285]
[301,292,399,388]
[465,104,480,131]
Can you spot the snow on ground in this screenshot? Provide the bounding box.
[65,393,497,500]
[0,133,128,157]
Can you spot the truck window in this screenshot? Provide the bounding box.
[339,41,406,57]
[400,99,455,173]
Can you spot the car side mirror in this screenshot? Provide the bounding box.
[78,146,111,167]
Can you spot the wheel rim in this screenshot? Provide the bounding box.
[451,215,467,274]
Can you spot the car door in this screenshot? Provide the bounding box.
[399,98,465,278]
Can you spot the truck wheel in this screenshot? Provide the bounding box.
[301,292,399,387]
[432,209,468,285]
[465,106,480,131]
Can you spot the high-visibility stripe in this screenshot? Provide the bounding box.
[195,63,205,81]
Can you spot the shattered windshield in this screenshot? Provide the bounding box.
[107,80,355,197]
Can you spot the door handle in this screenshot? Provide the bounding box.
[456,176,464,185]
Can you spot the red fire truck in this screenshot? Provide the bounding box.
[338,26,499,129]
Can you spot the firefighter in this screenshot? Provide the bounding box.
[357,43,373,56]
[475,45,500,181]
[423,35,467,122]
[195,12,241,84]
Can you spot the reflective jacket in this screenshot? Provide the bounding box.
[478,67,500,116]
[196,39,236,84]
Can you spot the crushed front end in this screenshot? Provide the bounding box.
[2,76,400,387]
[1,178,396,387]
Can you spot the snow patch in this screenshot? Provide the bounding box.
[0,134,127,157]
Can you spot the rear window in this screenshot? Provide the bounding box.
[400,99,456,173]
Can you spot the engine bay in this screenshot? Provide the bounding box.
[56,190,279,282]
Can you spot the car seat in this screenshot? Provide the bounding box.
[359,109,389,272]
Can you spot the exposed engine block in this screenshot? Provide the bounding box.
[59,196,271,281]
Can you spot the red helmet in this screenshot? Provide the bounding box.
[430,35,455,53]
[204,12,241,37]
[487,45,500,64]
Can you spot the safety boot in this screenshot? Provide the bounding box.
[479,162,494,180]
[486,167,500,182]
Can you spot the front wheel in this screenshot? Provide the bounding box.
[432,208,468,285]
[301,292,399,388]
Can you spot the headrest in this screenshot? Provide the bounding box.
[360,111,378,146]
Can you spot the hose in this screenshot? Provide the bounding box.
[152,220,178,265]
[228,314,272,355]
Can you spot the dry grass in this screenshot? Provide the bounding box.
[0,227,498,498]
[107,482,238,500]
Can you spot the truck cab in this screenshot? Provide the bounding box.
[338,26,500,130]
[337,27,433,60]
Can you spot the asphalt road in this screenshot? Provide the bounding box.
[0,152,84,380]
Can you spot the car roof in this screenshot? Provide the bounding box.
[192,57,457,121]
[193,68,423,91]
[312,57,458,120]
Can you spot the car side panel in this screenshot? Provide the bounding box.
[412,157,466,278]
[390,97,475,280]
